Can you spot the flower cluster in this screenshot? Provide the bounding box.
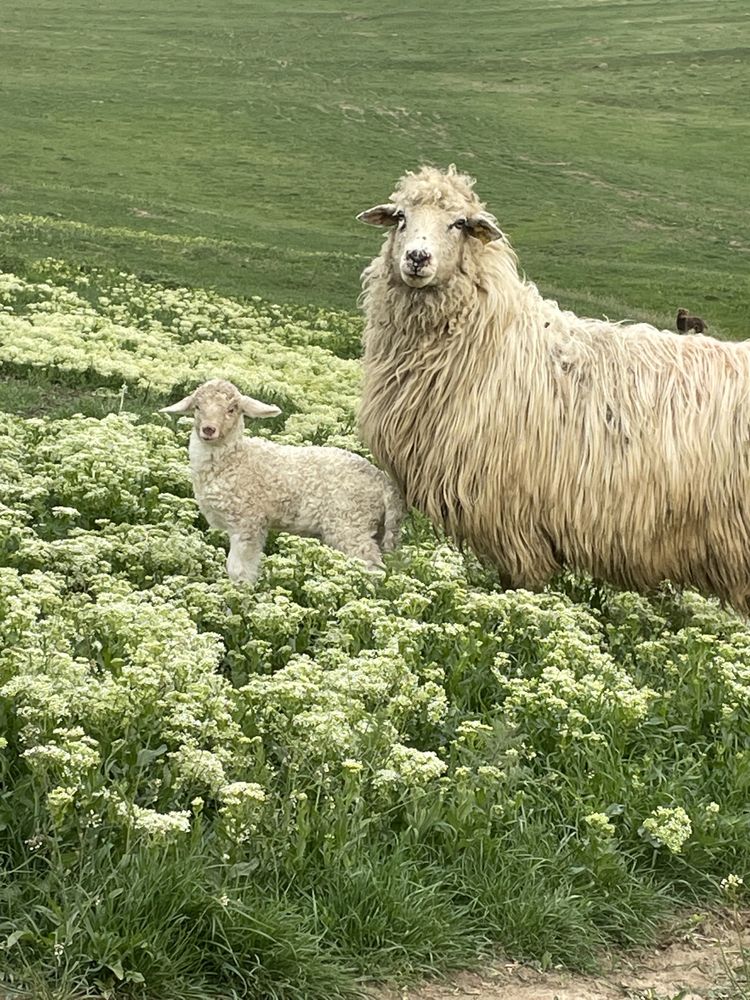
[584,812,617,838]
[2,259,750,954]
[720,873,745,899]
[640,806,693,854]
[0,262,363,449]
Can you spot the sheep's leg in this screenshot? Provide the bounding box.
[322,528,385,573]
[226,530,267,584]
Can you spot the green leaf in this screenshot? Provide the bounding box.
[4,928,29,949]
[107,959,124,980]
[136,744,168,767]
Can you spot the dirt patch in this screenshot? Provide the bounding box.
[374,914,749,1000]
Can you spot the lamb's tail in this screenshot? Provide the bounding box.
[380,476,406,553]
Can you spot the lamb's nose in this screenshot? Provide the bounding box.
[202,425,216,438]
[406,248,432,268]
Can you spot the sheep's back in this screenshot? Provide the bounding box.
[360,286,750,607]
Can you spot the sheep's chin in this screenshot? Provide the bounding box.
[400,270,437,289]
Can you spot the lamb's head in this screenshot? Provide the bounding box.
[357,165,503,289]
[160,379,281,443]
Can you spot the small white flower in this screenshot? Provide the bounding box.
[721,873,744,896]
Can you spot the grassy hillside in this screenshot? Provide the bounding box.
[1,0,749,330]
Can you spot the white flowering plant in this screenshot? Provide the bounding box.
[2,260,750,997]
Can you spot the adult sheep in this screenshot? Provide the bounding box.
[357,164,750,612]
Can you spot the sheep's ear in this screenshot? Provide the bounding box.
[240,395,282,419]
[465,211,504,245]
[356,203,400,228]
[160,392,196,414]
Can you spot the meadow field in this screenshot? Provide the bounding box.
[1,1,750,998]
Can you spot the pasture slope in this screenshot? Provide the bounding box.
[1,2,750,999]
[1,0,749,325]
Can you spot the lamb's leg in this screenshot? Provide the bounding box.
[322,527,385,574]
[226,530,267,584]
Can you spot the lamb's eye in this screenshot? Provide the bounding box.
[394,210,406,229]
[451,218,468,231]
[227,405,237,415]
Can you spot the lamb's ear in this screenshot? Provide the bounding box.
[465,211,504,245]
[357,203,400,228]
[240,395,282,419]
[160,392,196,414]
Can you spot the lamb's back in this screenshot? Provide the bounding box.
[252,440,388,533]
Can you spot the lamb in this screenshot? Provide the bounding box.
[676,308,707,334]
[357,164,750,612]
[161,379,404,583]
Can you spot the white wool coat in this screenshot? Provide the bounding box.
[358,165,750,612]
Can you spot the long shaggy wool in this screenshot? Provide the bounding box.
[359,166,750,612]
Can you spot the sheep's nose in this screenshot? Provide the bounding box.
[406,248,432,267]
[201,425,216,438]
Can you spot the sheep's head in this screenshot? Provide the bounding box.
[357,165,503,289]
[160,379,281,443]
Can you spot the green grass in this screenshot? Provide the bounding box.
[1,0,749,330]
[0,370,146,420]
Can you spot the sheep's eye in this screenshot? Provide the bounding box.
[451,218,468,231]
[394,209,406,229]
[227,405,237,414]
